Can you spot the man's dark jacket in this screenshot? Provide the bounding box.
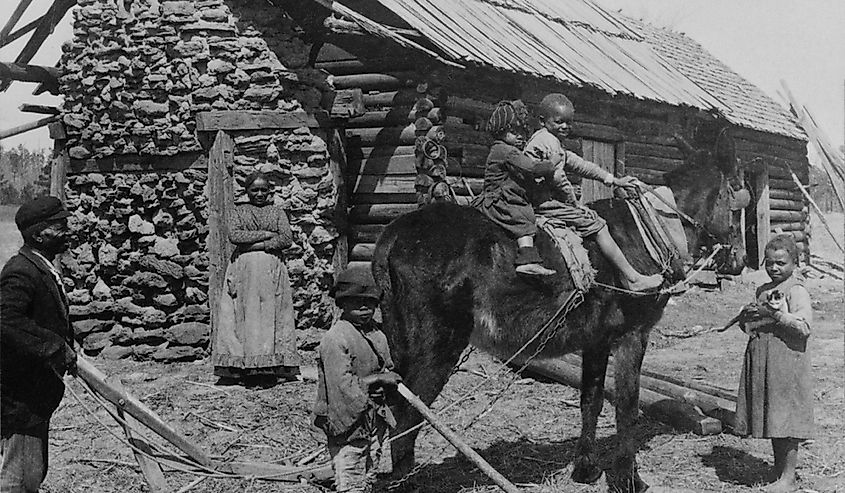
[1,246,75,433]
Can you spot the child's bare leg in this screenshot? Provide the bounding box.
[594,226,662,291]
[514,235,556,276]
[765,438,799,492]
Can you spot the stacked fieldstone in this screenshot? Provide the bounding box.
[58,0,338,361]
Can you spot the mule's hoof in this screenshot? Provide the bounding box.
[607,473,649,493]
[571,461,603,484]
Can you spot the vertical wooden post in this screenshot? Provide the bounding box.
[329,128,349,274]
[50,139,67,201]
[207,130,235,349]
[755,166,770,268]
[738,166,747,253]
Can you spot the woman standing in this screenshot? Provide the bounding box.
[213,172,300,387]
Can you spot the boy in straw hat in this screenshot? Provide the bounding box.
[313,265,402,492]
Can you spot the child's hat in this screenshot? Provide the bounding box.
[486,100,528,135]
[331,264,382,301]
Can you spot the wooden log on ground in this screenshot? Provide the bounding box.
[350,242,375,261]
[770,210,806,223]
[332,72,418,91]
[769,198,805,211]
[521,358,722,435]
[396,383,522,493]
[76,356,214,467]
[623,155,683,173]
[349,204,417,224]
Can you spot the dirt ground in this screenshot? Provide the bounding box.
[1,209,842,493]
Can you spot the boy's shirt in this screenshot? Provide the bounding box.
[313,319,395,439]
[524,128,613,205]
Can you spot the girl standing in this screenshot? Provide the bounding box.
[735,234,814,492]
[213,172,300,387]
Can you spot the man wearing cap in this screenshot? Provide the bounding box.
[313,265,402,493]
[1,196,77,492]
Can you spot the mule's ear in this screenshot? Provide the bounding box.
[673,133,709,168]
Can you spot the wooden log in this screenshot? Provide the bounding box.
[350,224,386,243]
[350,192,417,205]
[0,15,41,48]
[315,57,416,76]
[363,89,426,108]
[350,175,414,195]
[730,127,808,151]
[734,138,808,160]
[348,145,415,161]
[521,358,722,435]
[769,198,805,211]
[624,142,683,160]
[446,95,494,123]
[396,383,521,493]
[76,357,214,467]
[789,169,844,254]
[350,153,416,176]
[0,61,61,85]
[623,155,683,173]
[109,378,169,492]
[19,103,59,115]
[207,131,235,361]
[349,242,376,261]
[347,109,415,128]
[639,369,735,403]
[349,204,416,224]
[572,122,623,142]
[329,129,349,270]
[625,167,667,185]
[770,178,801,191]
[769,222,804,232]
[0,0,35,46]
[0,115,59,140]
[48,122,66,140]
[196,111,327,131]
[346,126,416,147]
[770,188,804,201]
[50,147,68,202]
[770,210,806,223]
[756,170,771,266]
[332,72,418,91]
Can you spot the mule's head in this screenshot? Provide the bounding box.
[665,134,749,275]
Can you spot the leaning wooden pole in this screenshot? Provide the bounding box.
[76,356,214,467]
[0,115,59,140]
[788,170,844,254]
[395,383,521,493]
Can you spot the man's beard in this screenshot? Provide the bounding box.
[40,237,69,256]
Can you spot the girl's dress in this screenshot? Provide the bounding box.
[735,274,814,438]
[213,203,300,378]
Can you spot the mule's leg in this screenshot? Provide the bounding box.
[607,330,649,493]
[571,346,610,484]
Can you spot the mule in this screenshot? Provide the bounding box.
[372,147,748,492]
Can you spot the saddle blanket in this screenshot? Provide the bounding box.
[536,216,595,292]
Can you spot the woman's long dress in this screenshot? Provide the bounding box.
[213,203,300,378]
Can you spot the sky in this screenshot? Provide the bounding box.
[0,0,843,151]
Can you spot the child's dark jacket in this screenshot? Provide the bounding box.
[313,319,395,440]
[474,140,555,238]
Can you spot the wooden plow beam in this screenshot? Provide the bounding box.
[75,356,333,487]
